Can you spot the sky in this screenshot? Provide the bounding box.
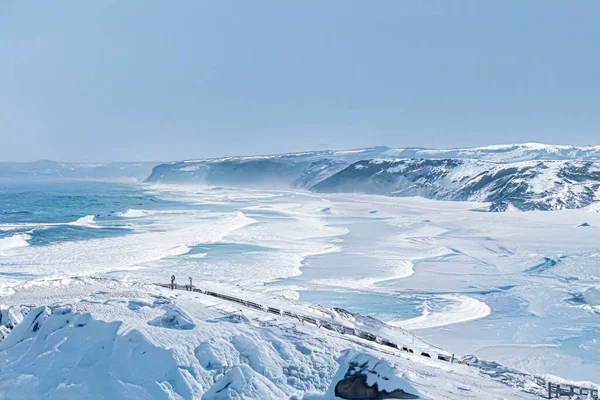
[1,1,599,162]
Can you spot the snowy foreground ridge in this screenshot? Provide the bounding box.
[145,143,600,211]
[0,278,547,400]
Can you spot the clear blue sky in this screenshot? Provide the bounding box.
[1,1,599,162]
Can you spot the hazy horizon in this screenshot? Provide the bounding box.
[2,1,599,162]
[2,141,600,164]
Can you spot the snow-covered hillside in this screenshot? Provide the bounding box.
[390,143,600,162]
[0,278,543,400]
[145,143,600,211]
[145,147,390,188]
[312,159,600,211]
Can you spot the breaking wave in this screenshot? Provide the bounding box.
[116,209,150,218]
[69,215,100,228]
[0,233,31,255]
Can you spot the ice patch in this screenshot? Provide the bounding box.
[187,252,207,259]
[313,260,415,289]
[390,295,491,330]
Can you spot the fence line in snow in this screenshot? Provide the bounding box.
[155,281,598,399]
[155,282,454,362]
[548,382,598,399]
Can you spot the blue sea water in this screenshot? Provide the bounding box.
[0,181,181,246]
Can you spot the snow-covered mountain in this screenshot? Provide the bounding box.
[145,147,390,188]
[312,159,600,211]
[0,160,159,182]
[388,143,600,162]
[146,143,600,211]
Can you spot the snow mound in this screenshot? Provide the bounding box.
[202,364,287,399]
[148,306,195,330]
[0,306,193,399]
[0,305,30,340]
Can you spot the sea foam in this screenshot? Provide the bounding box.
[0,233,31,255]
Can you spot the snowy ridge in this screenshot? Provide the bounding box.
[0,278,548,399]
[157,280,598,400]
[406,142,600,162]
[146,143,600,211]
[155,282,452,361]
[145,147,390,188]
[312,158,600,211]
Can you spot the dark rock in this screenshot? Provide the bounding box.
[335,374,419,399]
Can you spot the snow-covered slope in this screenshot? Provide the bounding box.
[0,278,543,399]
[391,143,600,162]
[145,143,600,211]
[145,147,390,188]
[312,159,600,211]
[0,160,159,182]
